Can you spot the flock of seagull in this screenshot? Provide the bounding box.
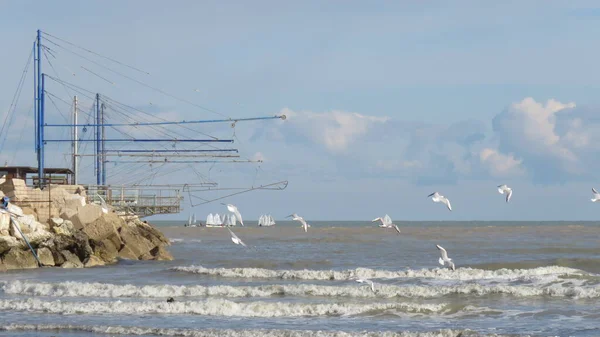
[213,183,599,292]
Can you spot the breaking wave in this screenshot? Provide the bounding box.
[0,298,448,317]
[3,279,599,299]
[170,265,587,282]
[0,324,515,337]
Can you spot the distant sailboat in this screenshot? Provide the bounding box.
[206,213,215,226]
[214,214,222,226]
[186,213,193,227]
[258,214,276,227]
[192,213,197,225]
[227,213,237,226]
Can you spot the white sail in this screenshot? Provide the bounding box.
[206,213,215,225]
[192,213,197,224]
[187,214,193,226]
[383,214,393,227]
[258,215,264,226]
[222,214,229,226]
[268,215,276,226]
[214,214,222,225]
[228,213,237,226]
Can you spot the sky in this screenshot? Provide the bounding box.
[2,1,600,220]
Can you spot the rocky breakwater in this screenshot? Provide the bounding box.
[0,178,172,271]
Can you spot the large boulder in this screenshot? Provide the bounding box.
[1,248,38,270]
[81,212,123,243]
[90,239,119,263]
[118,245,138,260]
[60,250,83,268]
[150,245,173,261]
[136,222,171,247]
[0,236,21,254]
[84,255,105,268]
[0,213,10,236]
[119,224,155,258]
[41,230,92,262]
[51,219,77,237]
[70,204,104,230]
[36,247,55,266]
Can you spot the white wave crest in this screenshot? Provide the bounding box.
[3,280,599,300]
[0,298,447,317]
[0,324,506,337]
[170,265,586,282]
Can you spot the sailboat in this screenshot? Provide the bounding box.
[185,213,193,227]
[205,212,225,227]
[226,213,237,226]
[258,214,276,227]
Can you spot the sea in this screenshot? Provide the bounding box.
[0,221,599,337]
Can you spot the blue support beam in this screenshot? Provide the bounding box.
[45,139,233,143]
[43,115,286,127]
[36,29,45,187]
[106,149,238,153]
[95,94,101,185]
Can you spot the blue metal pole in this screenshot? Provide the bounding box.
[36,30,44,186]
[95,94,101,185]
[101,103,106,185]
[39,74,45,186]
[33,42,37,152]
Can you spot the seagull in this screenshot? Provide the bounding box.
[287,213,309,232]
[372,215,400,234]
[225,204,244,226]
[436,244,455,271]
[497,184,513,203]
[592,188,600,202]
[428,192,452,211]
[227,227,247,247]
[355,278,376,293]
[372,216,392,228]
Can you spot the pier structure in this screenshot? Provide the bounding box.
[20,29,287,217]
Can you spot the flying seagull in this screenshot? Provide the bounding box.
[287,213,309,232]
[355,278,376,293]
[428,192,452,211]
[225,204,244,226]
[436,244,455,271]
[227,227,247,247]
[372,215,400,234]
[592,188,600,202]
[372,215,393,228]
[497,184,513,203]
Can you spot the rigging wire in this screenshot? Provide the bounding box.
[43,37,229,118]
[0,46,33,153]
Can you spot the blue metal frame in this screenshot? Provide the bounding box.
[43,115,285,127]
[95,93,101,185]
[36,29,45,186]
[107,149,238,153]
[45,139,233,143]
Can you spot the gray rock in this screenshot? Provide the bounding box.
[36,247,55,266]
[60,250,83,268]
[2,249,39,270]
[84,255,105,268]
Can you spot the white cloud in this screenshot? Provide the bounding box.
[493,97,577,163]
[479,148,525,177]
[282,108,388,153]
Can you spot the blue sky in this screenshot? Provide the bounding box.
[2,1,600,220]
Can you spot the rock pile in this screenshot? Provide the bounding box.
[0,178,172,271]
